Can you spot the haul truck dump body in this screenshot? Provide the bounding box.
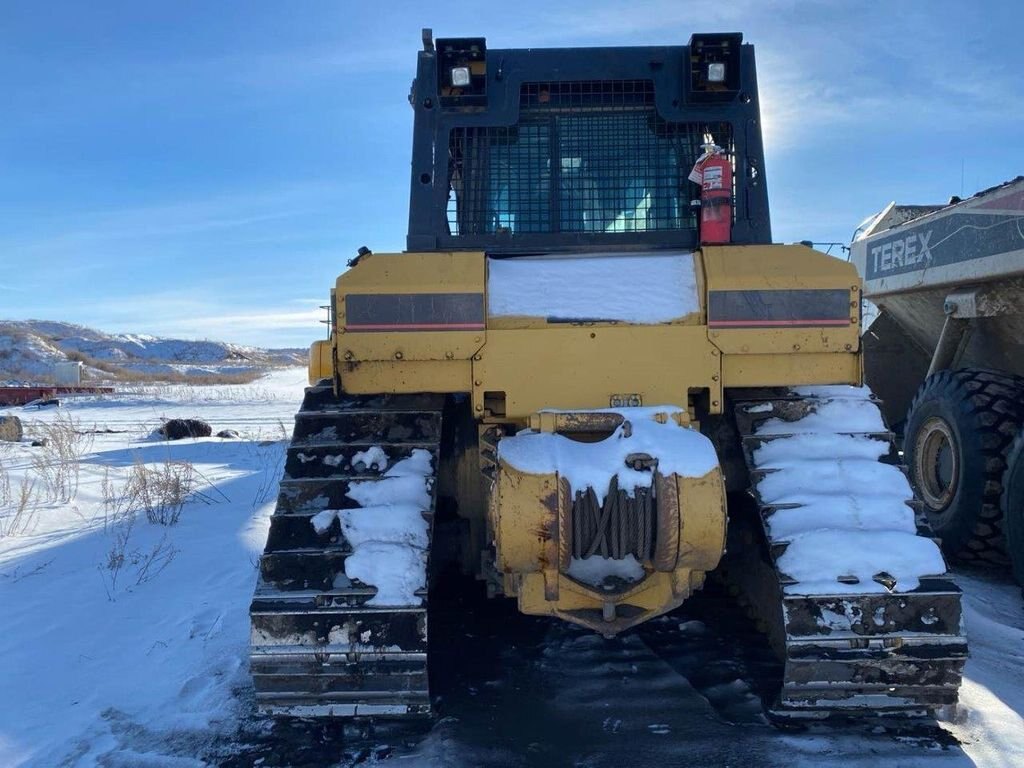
[852,176,1024,584]
[250,32,966,722]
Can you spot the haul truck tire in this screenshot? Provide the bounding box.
[1001,430,1024,586]
[905,368,1024,566]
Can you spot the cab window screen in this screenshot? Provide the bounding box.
[447,80,732,237]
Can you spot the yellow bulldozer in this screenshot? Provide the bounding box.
[250,31,966,722]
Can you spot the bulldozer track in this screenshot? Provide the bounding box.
[726,390,968,721]
[250,382,444,717]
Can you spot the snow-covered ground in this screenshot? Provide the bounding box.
[1,367,1022,767]
[0,368,305,767]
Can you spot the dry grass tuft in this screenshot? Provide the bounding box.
[27,411,93,503]
[98,457,199,597]
[134,459,196,526]
[0,439,44,537]
[251,420,289,508]
[0,461,8,506]
[99,510,179,597]
[0,475,40,538]
[103,458,197,527]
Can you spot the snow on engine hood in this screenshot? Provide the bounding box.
[486,252,700,324]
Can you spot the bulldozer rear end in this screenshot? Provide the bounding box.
[251,32,965,722]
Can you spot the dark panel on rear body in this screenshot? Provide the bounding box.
[708,289,850,328]
[345,293,485,331]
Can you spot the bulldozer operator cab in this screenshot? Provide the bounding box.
[407,31,772,253]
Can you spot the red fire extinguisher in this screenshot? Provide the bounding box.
[689,134,732,244]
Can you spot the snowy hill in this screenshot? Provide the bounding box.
[0,320,305,383]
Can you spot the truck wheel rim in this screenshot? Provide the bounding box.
[915,416,959,511]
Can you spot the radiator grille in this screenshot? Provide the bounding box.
[520,79,655,110]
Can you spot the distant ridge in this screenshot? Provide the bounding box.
[0,319,305,384]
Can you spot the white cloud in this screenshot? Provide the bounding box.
[2,182,345,257]
[2,288,327,348]
[159,307,325,336]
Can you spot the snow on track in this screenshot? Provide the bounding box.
[750,389,947,594]
[311,448,436,606]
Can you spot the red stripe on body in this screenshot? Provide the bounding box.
[708,319,851,328]
[345,322,486,332]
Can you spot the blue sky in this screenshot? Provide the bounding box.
[2,0,1023,348]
